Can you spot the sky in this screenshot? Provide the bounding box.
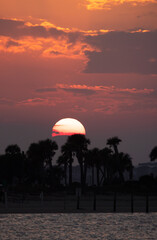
[0,0,157,165]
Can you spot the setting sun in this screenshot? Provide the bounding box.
[52,118,86,137]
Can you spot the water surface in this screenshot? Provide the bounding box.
[0,213,157,240]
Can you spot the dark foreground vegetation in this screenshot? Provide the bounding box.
[0,135,157,201]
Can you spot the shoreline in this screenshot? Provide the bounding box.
[1,194,157,214]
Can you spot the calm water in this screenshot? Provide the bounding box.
[0,213,157,240]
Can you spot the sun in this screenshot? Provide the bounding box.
[52,118,86,137]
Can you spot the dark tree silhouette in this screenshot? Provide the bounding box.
[57,155,68,186]
[66,134,90,192]
[118,152,133,181]
[107,136,123,182]
[100,147,113,184]
[5,144,21,155]
[27,142,43,184]
[57,142,74,186]
[38,139,58,169]
[91,148,101,186]
[150,146,157,161]
[107,136,122,154]
[85,147,113,186]
[27,139,58,185]
[0,154,8,186]
[0,136,135,193]
[5,144,24,184]
[45,165,64,189]
[85,148,100,186]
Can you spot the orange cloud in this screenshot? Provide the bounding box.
[86,0,156,10]
[1,18,157,75]
[56,84,154,95]
[42,40,97,59]
[0,18,100,58]
[17,98,56,106]
[0,35,97,60]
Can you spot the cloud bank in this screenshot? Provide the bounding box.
[0,18,157,74]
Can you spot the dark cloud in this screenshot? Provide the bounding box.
[6,40,20,48]
[0,19,68,39]
[0,19,24,37]
[50,50,62,55]
[36,88,57,93]
[49,27,65,37]
[1,19,157,75]
[0,19,48,38]
[24,25,48,38]
[61,88,96,95]
[84,31,157,74]
[67,32,82,43]
[0,19,83,45]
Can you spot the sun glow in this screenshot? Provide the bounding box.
[52,118,86,137]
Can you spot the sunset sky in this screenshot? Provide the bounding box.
[0,0,157,165]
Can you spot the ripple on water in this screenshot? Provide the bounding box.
[0,213,157,240]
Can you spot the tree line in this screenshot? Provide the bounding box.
[0,134,156,193]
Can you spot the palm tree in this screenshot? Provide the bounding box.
[57,142,74,186]
[57,155,68,186]
[100,147,113,184]
[27,139,58,185]
[5,144,21,155]
[107,136,122,182]
[66,134,90,192]
[85,148,100,186]
[92,148,101,187]
[38,139,58,169]
[0,154,8,186]
[27,142,43,184]
[118,152,133,181]
[107,136,122,155]
[150,146,157,161]
[5,144,24,184]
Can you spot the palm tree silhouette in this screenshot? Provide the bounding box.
[107,136,122,154]
[5,144,21,155]
[118,152,133,181]
[92,148,101,186]
[85,148,100,186]
[57,142,74,186]
[5,144,23,184]
[106,137,133,182]
[57,155,68,186]
[66,134,90,192]
[38,139,58,169]
[27,139,58,185]
[27,142,44,184]
[150,146,157,161]
[100,147,113,184]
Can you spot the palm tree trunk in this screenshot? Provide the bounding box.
[69,160,72,186]
[64,163,67,186]
[118,169,124,182]
[83,162,87,187]
[92,165,94,186]
[114,145,119,155]
[103,164,106,185]
[96,164,100,186]
[79,162,85,193]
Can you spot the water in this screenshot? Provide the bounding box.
[0,213,157,240]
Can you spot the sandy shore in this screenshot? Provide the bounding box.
[0,194,157,214]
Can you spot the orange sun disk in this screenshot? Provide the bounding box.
[52,118,86,137]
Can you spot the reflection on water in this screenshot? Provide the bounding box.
[0,213,157,240]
